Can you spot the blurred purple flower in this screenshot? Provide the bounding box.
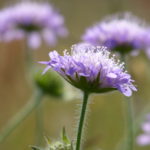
[137,134,150,146]
[0,1,68,49]
[137,114,150,146]
[39,43,137,96]
[82,13,146,56]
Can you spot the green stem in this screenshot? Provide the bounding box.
[36,101,44,145]
[24,40,33,70]
[25,43,44,145]
[76,92,89,150]
[0,89,43,143]
[120,55,134,150]
[125,97,134,150]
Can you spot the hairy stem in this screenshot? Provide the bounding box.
[76,92,89,150]
[36,101,44,145]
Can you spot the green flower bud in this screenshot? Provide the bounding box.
[34,69,64,98]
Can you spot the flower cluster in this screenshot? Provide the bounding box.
[82,13,146,55]
[0,1,68,49]
[137,114,150,146]
[40,44,136,96]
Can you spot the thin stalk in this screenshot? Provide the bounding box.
[24,43,34,84]
[36,101,44,145]
[125,97,134,150]
[116,98,150,150]
[0,89,43,143]
[117,55,134,150]
[115,97,135,150]
[24,42,44,145]
[24,40,33,70]
[76,92,89,150]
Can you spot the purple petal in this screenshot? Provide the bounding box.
[42,29,56,46]
[27,32,41,49]
[142,122,150,133]
[49,51,59,59]
[119,86,132,97]
[66,67,76,76]
[38,61,49,65]
[137,134,150,146]
[42,66,51,74]
[107,73,117,79]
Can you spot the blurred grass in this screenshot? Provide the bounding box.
[0,0,150,150]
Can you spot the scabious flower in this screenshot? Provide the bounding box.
[137,114,150,146]
[82,13,146,56]
[0,1,68,49]
[39,44,137,96]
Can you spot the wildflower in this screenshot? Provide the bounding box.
[137,114,150,146]
[82,13,146,56]
[40,44,137,96]
[0,1,68,49]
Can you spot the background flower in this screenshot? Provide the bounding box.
[82,13,147,56]
[0,1,68,49]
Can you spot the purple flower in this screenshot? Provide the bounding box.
[39,44,137,96]
[0,1,68,49]
[137,134,150,146]
[137,114,150,146]
[82,13,146,55]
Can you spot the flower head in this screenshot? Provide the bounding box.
[82,13,146,55]
[0,1,68,49]
[40,44,137,96]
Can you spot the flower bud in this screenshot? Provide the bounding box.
[34,69,63,98]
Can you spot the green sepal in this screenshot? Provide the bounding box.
[44,135,51,145]
[62,127,70,144]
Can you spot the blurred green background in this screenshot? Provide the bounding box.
[0,0,150,150]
